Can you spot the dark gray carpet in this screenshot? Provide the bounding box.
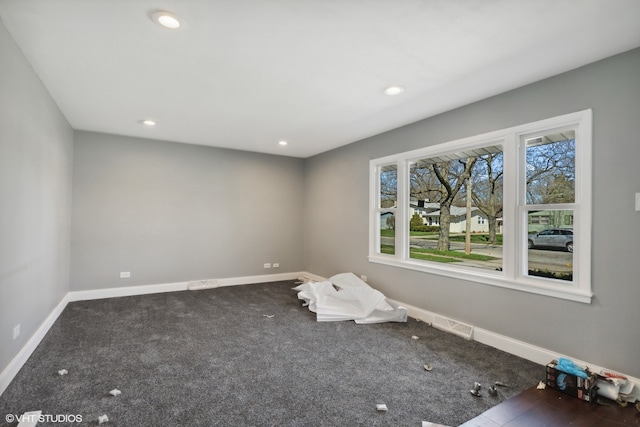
[0,280,543,426]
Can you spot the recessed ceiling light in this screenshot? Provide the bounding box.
[141,119,156,126]
[384,85,405,96]
[151,10,181,29]
[278,140,288,146]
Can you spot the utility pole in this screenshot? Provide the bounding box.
[465,168,472,255]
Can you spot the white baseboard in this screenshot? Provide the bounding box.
[473,326,555,366]
[389,297,640,399]
[3,272,638,400]
[476,327,640,399]
[67,271,309,301]
[294,272,326,283]
[67,281,189,301]
[212,271,309,287]
[0,271,307,396]
[0,293,70,396]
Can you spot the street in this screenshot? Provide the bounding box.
[381,235,573,273]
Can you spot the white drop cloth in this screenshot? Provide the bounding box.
[293,273,407,324]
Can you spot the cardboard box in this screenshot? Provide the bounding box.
[546,361,598,403]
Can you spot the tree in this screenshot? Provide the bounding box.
[526,138,575,204]
[431,158,477,250]
[540,174,575,204]
[410,213,423,230]
[410,162,441,203]
[410,157,478,250]
[379,167,397,208]
[386,215,395,230]
[471,152,503,243]
[465,173,472,254]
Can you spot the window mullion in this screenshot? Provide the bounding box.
[502,134,518,280]
[396,160,409,261]
[370,165,381,256]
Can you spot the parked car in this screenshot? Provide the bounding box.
[527,228,573,252]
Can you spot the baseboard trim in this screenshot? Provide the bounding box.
[67,271,309,301]
[386,298,436,324]
[0,271,307,396]
[67,281,189,302]
[3,272,638,400]
[389,297,640,399]
[473,326,555,366]
[213,271,309,287]
[0,293,70,396]
[294,272,326,283]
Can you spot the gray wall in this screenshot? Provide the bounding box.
[304,48,640,377]
[0,21,73,372]
[2,7,638,386]
[71,132,305,290]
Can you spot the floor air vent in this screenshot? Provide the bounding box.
[432,315,474,340]
[188,279,218,290]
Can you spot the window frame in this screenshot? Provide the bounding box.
[373,163,399,256]
[369,110,592,303]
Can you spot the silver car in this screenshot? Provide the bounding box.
[527,228,573,252]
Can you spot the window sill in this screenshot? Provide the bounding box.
[368,255,592,304]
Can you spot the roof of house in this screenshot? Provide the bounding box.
[423,206,480,217]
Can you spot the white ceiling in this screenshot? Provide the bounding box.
[2,0,639,158]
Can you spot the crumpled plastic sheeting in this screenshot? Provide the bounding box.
[557,357,588,379]
[293,272,407,324]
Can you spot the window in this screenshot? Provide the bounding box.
[369,110,592,303]
[374,164,397,255]
[406,142,504,269]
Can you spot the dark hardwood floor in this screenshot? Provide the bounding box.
[460,385,639,426]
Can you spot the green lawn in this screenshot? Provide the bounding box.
[380,244,497,263]
[448,234,503,245]
[381,229,502,245]
[381,230,436,237]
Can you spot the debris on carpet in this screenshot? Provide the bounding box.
[469,382,482,397]
[15,410,41,427]
[293,272,407,323]
[375,403,388,412]
[422,421,451,427]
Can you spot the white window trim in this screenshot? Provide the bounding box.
[369,110,592,303]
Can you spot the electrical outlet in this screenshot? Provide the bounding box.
[263,263,271,269]
[13,324,20,340]
[273,263,280,268]
[120,272,131,278]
